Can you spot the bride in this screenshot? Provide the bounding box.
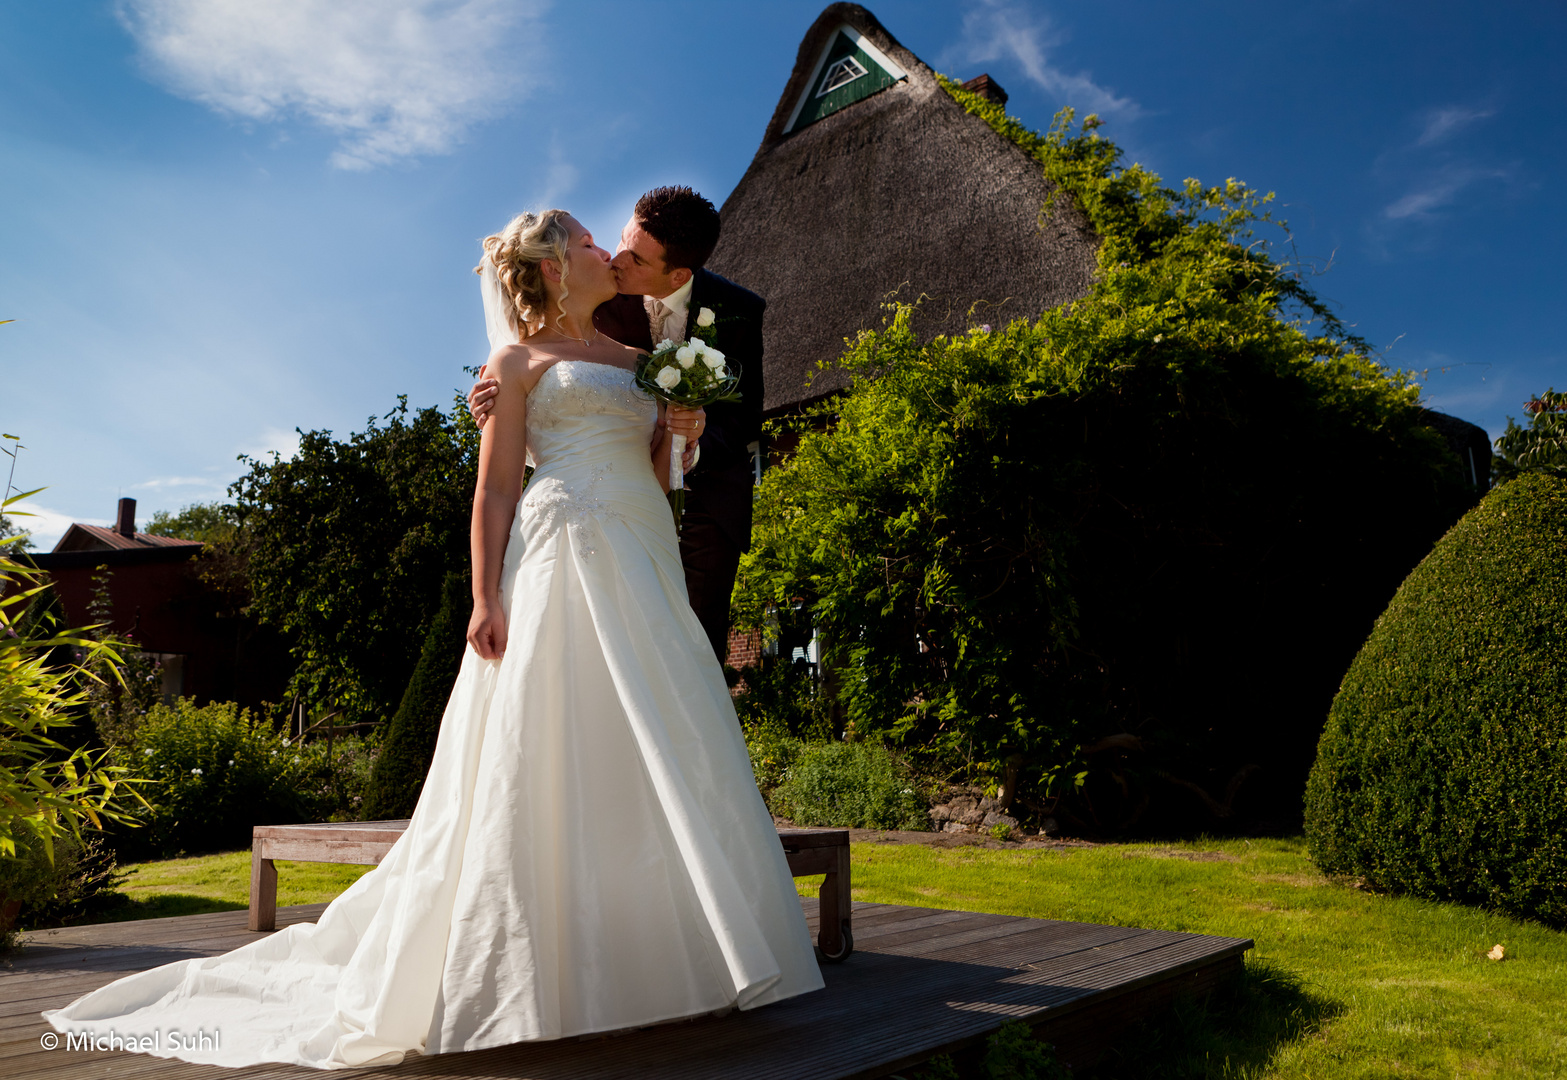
[43,209,825,1069]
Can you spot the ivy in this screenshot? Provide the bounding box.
[734,81,1471,830]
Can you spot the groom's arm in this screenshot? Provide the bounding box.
[692,288,765,475]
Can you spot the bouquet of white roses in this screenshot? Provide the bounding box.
[634,336,742,532]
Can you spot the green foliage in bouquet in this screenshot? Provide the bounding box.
[1305,473,1567,926]
[231,397,478,727]
[734,85,1474,833]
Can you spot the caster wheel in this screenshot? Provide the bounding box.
[814,921,854,964]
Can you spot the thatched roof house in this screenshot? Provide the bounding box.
[709,3,1100,416]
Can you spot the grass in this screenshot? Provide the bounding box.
[811,837,1567,1078]
[86,851,373,922]
[64,837,1567,1077]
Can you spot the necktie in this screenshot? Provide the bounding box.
[647,297,672,344]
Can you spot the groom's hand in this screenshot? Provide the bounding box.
[469,370,500,429]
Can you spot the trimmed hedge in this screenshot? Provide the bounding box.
[360,572,469,820]
[1305,473,1567,925]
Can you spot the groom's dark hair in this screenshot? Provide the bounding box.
[634,186,721,272]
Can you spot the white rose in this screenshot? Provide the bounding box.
[657,338,676,351]
[696,307,716,328]
[675,345,696,368]
[702,347,726,369]
[655,365,682,390]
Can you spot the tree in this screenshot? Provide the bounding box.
[231,398,478,727]
[360,572,469,819]
[146,502,241,546]
[1493,388,1567,482]
[734,92,1475,833]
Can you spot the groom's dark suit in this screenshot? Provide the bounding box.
[594,269,766,663]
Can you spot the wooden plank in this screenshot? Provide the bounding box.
[1,900,1252,1080]
[256,838,392,865]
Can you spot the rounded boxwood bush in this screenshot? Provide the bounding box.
[1305,473,1567,924]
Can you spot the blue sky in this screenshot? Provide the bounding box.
[3,0,1563,549]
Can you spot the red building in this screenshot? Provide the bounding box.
[24,498,289,709]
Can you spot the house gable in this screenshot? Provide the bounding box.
[783,24,906,135]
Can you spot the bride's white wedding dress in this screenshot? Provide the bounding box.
[44,359,825,1069]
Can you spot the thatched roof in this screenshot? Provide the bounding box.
[709,3,1100,416]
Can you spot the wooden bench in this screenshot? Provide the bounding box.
[250,820,854,962]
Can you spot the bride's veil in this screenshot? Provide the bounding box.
[479,254,521,353]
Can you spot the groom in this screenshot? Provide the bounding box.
[469,187,764,665]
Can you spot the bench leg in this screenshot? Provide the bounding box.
[249,847,277,932]
[816,843,853,962]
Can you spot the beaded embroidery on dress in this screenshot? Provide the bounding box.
[43,359,825,1069]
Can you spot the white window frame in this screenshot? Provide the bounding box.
[816,55,868,97]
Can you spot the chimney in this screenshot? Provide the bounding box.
[961,73,1009,107]
[116,497,137,538]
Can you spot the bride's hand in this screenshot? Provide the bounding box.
[665,404,706,444]
[467,601,508,660]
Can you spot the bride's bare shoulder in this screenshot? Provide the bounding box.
[487,343,556,394]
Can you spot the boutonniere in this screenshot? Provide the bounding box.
[691,303,723,348]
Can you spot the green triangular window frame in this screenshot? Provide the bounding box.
[785,25,907,135]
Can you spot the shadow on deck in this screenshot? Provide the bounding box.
[1,899,1252,1078]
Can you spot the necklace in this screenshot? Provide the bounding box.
[542,318,600,348]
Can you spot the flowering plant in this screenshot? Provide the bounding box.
[634,337,742,531]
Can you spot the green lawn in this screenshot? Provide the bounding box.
[85,838,1567,1077]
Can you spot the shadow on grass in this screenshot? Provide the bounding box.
[64,893,247,925]
[1083,957,1344,1079]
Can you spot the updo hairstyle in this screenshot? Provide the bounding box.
[477,209,572,338]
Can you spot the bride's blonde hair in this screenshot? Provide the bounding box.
[477,209,572,338]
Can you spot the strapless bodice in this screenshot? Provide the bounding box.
[518,360,666,557]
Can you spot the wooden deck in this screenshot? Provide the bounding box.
[1,898,1251,1078]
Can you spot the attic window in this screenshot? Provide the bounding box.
[816,55,867,97]
[784,25,907,134]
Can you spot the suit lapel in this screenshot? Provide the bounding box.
[682,269,708,342]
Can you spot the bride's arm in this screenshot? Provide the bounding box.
[468,347,532,659]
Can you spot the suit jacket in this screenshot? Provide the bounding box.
[594,269,766,550]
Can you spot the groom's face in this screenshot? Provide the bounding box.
[611,217,690,299]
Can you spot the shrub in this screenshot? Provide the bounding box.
[361,572,468,820]
[774,741,929,831]
[0,830,127,946]
[736,91,1474,835]
[743,719,804,807]
[1,503,149,866]
[1305,473,1567,926]
[117,699,313,857]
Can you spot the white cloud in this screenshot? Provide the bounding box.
[4,500,93,552]
[131,475,221,492]
[1383,164,1510,220]
[948,0,1142,120]
[116,0,547,170]
[241,426,303,463]
[1416,106,1493,147]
